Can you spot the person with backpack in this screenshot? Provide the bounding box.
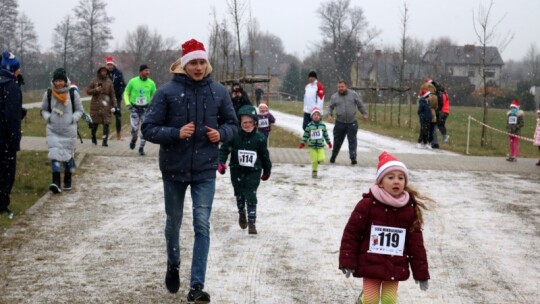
[0,50,23,219]
[506,99,525,162]
[86,66,117,147]
[40,68,83,193]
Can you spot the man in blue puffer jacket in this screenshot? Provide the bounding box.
[142,39,238,303]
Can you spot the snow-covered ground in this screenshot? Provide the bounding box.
[272,110,456,155]
[0,155,538,303]
[1,110,538,303]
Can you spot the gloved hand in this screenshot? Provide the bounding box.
[261,170,270,181]
[217,163,227,175]
[298,143,305,149]
[415,280,429,291]
[341,268,354,278]
[328,142,332,149]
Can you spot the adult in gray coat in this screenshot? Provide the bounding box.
[142,39,238,302]
[327,80,368,165]
[41,68,83,193]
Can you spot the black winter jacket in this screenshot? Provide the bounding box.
[0,70,23,152]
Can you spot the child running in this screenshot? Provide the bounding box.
[257,102,275,142]
[299,107,332,178]
[218,105,272,235]
[339,151,431,304]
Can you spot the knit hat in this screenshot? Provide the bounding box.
[510,99,520,108]
[375,151,409,186]
[419,89,431,99]
[311,107,321,117]
[106,56,115,65]
[52,68,68,82]
[139,64,149,72]
[258,102,269,110]
[425,77,433,83]
[180,39,208,68]
[1,50,20,72]
[308,71,317,79]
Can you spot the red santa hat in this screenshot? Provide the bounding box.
[375,151,409,186]
[180,39,208,68]
[419,89,431,99]
[106,56,115,65]
[510,99,520,108]
[425,77,433,83]
[311,107,321,117]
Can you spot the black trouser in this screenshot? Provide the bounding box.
[114,98,122,134]
[437,112,449,136]
[302,112,312,131]
[332,121,358,161]
[0,150,17,211]
[418,121,431,144]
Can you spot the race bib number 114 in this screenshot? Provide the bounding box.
[368,225,406,256]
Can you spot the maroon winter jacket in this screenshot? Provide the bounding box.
[339,191,430,281]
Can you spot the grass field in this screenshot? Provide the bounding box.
[268,100,539,158]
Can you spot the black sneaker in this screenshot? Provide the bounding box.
[187,284,210,303]
[330,156,335,163]
[165,263,180,293]
[49,183,61,194]
[351,159,357,165]
[139,147,145,156]
[129,141,136,150]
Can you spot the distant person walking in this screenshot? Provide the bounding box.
[417,90,433,150]
[0,50,23,219]
[533,108,540,166]
[255,84,264,106]
[230,82,251,119]
[86,66,117,147]
[506,99,524,162]
[106,56,126,140]
[437,85,451,143]
[327,80,368,165]
[40,68,83,194]
[142,38,238,302]
[124,64,156,156]
[302,71,324,130]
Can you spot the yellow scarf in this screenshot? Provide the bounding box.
[52,89,68,105]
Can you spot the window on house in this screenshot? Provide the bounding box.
[485,70,495,78]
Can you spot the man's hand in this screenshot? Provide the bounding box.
[179,122,195,139]
[361,114,368,121]
[205,126,220,143]
[327,116,334,124]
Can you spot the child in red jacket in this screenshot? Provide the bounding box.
[339,151,432,304]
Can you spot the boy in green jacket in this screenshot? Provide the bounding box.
[299,107,332,178]
[218,105,272,235]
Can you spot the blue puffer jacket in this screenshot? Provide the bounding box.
[417,98,432,124]
[0,69,22,152]
[142,71,238,182]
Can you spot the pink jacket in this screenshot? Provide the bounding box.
[534,120,540,146]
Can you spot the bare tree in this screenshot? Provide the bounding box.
[52,15,76,71]
[0,0,18,50]
[73,0,114,83]
[13,12,39,68]
[317,0,377,84]
[524,44,540,85]
[125,25,153,72]
[397,1,409,127]
[473,0,514,146]
[218,19,234,80]
[227,0,247,75]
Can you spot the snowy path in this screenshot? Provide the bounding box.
[272,110,457,156]
[1,155,538,303]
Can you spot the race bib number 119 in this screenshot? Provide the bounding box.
[368,225,406,256]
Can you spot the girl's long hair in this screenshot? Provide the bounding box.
[406,185,435,231]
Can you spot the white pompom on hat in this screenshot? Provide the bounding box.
[375,151,409,186]
[180,39,208,68]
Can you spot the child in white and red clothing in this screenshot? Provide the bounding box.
[339,151,432,304]
[534,108,540,166]
[257,102,275,141]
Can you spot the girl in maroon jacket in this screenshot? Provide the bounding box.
[339,151,431,304]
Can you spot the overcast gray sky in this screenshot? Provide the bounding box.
[18,0,538,62]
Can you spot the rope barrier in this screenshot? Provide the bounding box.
[468,116,534,143]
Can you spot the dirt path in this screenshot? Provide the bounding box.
[1,155,538,303]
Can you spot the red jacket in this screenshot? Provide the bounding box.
[339,191,430,281]
[441,92,450,114]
